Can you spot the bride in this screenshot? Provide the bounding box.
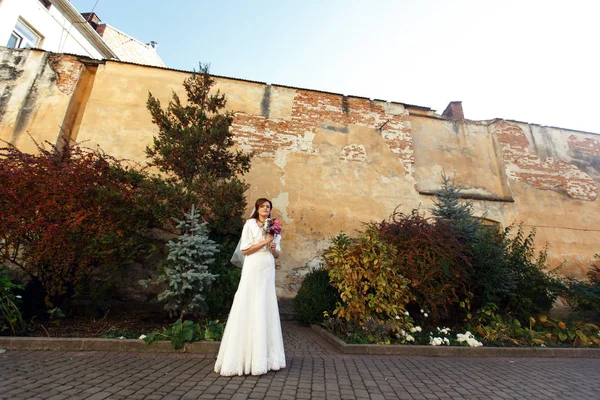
[214,198,286,376]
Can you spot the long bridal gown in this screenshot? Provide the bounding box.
[214,219,286,376]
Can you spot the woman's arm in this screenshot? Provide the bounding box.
[269,235,281,259]
[242,234,274,256]
[271,249,279,258]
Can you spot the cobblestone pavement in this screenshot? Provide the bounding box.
[2,322,600,400]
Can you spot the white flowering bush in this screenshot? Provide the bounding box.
[429,336,450,346]
[456,331,483,347]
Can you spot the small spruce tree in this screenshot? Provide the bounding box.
[431,173,480,241]
[431,173,517,309]
[158,205,219,322]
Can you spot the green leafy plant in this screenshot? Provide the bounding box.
[0,269,25,335]
[323,316,415,345]
[533,315,600,346]
[563,255,600,323]
[200,319,224,341]
[142,319,224,349]
[502,224,562,321]
[143,320,198,350]
[101,327,139,339]
[468,304,534,346]
[323,231,412,325]
[292,267,339,326]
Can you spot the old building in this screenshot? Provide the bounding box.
[0,0,164,66]
[1,47,599,297]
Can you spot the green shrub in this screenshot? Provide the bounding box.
[324,231,412,325]
[430,175,561,321]
[564,256,600,323]
[502,224,561,321]
[292,268,338,325]
[205,259,241,319]
[0,268,25,335]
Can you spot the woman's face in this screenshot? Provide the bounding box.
[257,201,271,219]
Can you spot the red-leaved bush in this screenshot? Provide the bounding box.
[372,209,472,322]
[0,139,177,308]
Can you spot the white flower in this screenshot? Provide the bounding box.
[437,327,450,335]
[456,332,483,347]
[443,338,450,345]
[405,334,415,342]
[410,326,422,333]
[467,338,483,347]
[15,295,22,299]
[118,336,125,340]
[404,311,409,316]
[420,309,424,313]
[139,334,147,340]
[540,344,546,347]
[429,337,443,346]
[395,315,401,320]
[424,313,428,318]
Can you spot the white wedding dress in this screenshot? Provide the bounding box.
[214,219,286,376]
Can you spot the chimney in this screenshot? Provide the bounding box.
[442,101,464,120]
[81,12,102,31]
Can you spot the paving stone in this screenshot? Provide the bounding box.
[1,321,600,400]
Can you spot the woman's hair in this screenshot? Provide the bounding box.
[250,198,272,219]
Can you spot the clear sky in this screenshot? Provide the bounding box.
[70,0,600,133]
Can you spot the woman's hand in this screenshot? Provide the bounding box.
[264,234,274,246]
[268,236,279,259]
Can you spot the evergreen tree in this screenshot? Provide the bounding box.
[431,174,516,308]
[146,64,251,317]
[431,173,480,241]
[158,205,219,321]
[146,63,251,244]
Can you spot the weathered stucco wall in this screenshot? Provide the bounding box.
[2,47,599,296]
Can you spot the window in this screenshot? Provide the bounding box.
[7,19,42,49]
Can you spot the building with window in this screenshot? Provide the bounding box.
[0,0,164,66]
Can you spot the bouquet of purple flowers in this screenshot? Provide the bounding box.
[262,218,282,236]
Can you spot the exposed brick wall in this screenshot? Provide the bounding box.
[568,135,600,157]
[339,144,366,162]
[492,121,598,201]
[48,54,84,96]
[231,90,415,182]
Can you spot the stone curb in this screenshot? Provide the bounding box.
[0,336,220,354]
[310,325,600,358]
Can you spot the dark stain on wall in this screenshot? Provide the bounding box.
[0,55,26,124]
[261,85,271,118]
[12,53,50,140]
[341,96,350,114]
[320,123,349,134]
[570,149,600,181]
